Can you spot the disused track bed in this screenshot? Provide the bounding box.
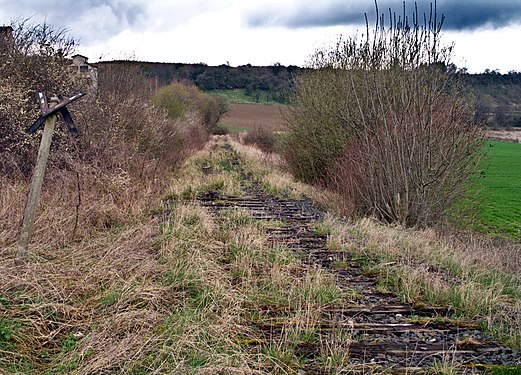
[194,144,520,373]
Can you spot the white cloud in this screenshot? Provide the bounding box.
[2,0,521,72]
[448,25,521,73]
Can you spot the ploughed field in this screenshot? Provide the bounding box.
[220,103,287,132]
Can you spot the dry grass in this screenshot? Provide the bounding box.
[0,136,352,373]
[166,136,244,200]
[3,134,519,373]
[235,137,521,348]
[233,139,351,217]
[232,140,315,200]
[0,160,168,373]
[338,218,521,345]
[1,161,158,250]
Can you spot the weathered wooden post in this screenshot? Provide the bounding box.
[15,96,59,265]
[15,92,85,265]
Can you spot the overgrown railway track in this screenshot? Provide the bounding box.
[196,143,520,373]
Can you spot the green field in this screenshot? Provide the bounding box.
[208,89,284,105]
[473,141,521,240]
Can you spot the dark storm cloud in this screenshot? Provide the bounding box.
[247,1,521,31]
[0,0,146,43]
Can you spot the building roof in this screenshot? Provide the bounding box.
[72,54,89,60]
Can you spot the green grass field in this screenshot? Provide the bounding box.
[208,89,284,105]
[473,141,521,240]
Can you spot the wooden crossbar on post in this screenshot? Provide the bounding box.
[15,97,59,266]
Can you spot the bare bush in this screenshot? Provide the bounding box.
[242,126,278,154]
[1,20,208,179]
[76,63,208,179]
[0,22,209,254]
[0,20,88,178]
[284,2,483,227]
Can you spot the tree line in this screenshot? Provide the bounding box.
[96,60,302,104]
[98,60,521,128]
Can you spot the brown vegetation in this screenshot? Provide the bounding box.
[0,18,222,253]
[0,138,349,373]
[283,3,483,227]
[234,137,521,348]
[1,16,519,375]
[1,131,519,372]
[1,22,214,372]
[242,126,278,154]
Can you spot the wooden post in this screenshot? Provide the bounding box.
[15,97,59,265]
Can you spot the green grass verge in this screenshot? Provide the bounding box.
[207,89,284,105]
[473,141,521,240]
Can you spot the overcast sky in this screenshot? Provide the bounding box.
[1,0,520,73]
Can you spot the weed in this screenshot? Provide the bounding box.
[218,160,234,172]
[261,343,303,371]
[221,208,255,226]
[3,134,518,373]
[294,281,343,306]
[268,246,297,266]
[50,360,79,373]
[312,222,332,235]
[331,261,350,269]
[99,289,122,307]
[8,362,34,373]
[0,318,17,349]
[60,335,78,352]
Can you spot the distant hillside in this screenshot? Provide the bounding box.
[96,60,302,104]
[96,61,521,127]
[463,71,521,128]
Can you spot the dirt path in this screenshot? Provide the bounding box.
[197,142,520,373]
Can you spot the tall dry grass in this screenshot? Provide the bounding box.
[339,218,521,345]
[236,137,521,347]
[3,134,519,373]
[0,21,223,373]
[1,136,354,373]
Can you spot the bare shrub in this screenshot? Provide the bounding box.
[284,2,483,227]
[0,22,208,253]
[0,20,88,178]
[242,126,277,154]
[76,63,206,179]
[282,67,352,184]
[330,90,482,226]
